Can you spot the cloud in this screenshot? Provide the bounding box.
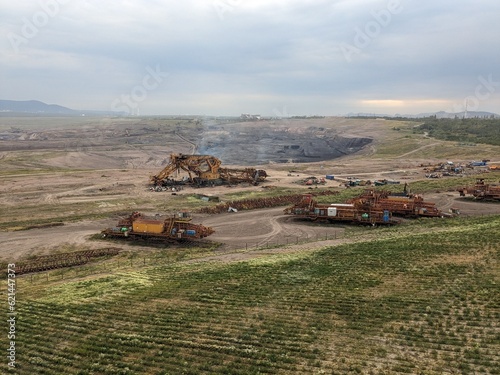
[1,0,499,115]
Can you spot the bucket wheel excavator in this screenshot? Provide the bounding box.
[150,154,267,187]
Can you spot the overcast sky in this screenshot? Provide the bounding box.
[1,0,499,116]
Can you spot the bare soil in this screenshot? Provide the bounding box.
[0,116,499,262]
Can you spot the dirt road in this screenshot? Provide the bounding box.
[0,220,109,260]
[201,207,344,250]
[0,207,344,261]
[2,192,498,262]
[1,116,498,263]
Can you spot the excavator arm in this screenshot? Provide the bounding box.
[151,154,223,186]
[151,153,267,187]
[150,162,181,185]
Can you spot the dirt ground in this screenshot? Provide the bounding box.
[0,116,499,262]
[1,189,498,262]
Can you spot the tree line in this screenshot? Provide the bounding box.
[413,118,500,146]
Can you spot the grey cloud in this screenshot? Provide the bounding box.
[1,0,499,115]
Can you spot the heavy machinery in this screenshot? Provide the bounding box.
[284,194,398,225]
[348,189,444,217]
[295,176,326,186]
[101,211,214,241]
[458,179,500,200]
[150,154,267,187]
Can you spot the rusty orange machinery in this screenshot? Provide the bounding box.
[458,179,500,201]
[102,211,214,241]
[284,194,398,225]
[348,190,444,217]
[150,153,267,187]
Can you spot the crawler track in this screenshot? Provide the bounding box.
[15,247,122,275]
[102,231,219,248]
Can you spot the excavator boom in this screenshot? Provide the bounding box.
[151,153,267,187]
[151,154,221,185]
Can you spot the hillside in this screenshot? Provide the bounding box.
[0,100,125,116]
[414,118,500,146]
[0,100,76,115]
[12,215,500,374]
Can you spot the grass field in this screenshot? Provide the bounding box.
[10,215,499,374]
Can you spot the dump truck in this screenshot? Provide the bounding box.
[101,211,214,241]
[151,153,267,187]
[468,160,488,167]
[284,194,398,225]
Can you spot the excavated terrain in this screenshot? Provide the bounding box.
[1,115,499,261]
[0,116,374,168]
[197,120,372,164]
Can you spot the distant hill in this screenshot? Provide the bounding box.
[347,111,500,119]
[0,100,126,116]
[406,111,500,119]
[346,112,392,118]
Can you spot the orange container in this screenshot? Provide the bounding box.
[132,219,164,234]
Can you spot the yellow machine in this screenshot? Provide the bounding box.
[150,154,267,187]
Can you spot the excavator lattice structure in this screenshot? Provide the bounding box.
[458,179,500,201]
[284,194,398,225]
[151,154,267,187]
[348,189,445,218]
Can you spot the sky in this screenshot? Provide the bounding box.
[1,0,499,116]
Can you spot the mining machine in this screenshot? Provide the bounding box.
[458,178,500,201]
[284,194,398,225]
[101,211,214,241]
[150,153,267,187]
[348,189,444,217]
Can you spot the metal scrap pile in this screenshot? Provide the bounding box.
[347,189,444,217]
[458,178,500,200]
[294,176,326,185]
[198,190,339,214]
[14,248,122,275]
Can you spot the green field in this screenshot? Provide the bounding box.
[9,215,499,374]
[414,118,500,146]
